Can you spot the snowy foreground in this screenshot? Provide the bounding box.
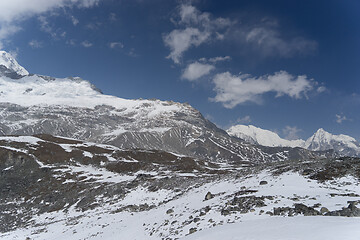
[1,167,360,240]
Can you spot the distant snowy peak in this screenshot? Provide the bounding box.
[226,125,304,148]
[227,125,360,157]
[0,51,29,76]
[305,128,360,154]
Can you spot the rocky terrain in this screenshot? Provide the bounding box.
[0,135,360,239]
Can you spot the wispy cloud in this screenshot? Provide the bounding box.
[28,39,43,48]
[109,41,124,49]
[181,62,215,81]
[85,22,102,30]
[164,4,317,63]
[211,71,315,108]
[244,26,318,58]
[236,115,251,124]
[109,13,117,22]
[81,40,93,48]
[282,126,302,140]
[335,114,350,124]
[0,0,100,47]
[71,15,79,26]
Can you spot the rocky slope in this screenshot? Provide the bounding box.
[0,51,330,163]
[0,135,359,239]
[227,125,360,157]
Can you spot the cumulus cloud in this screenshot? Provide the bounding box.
[181,62,215,81]
[163,4,232,64]
[211,71,315,108]
[282,126,302,140]
[164,28,210,64]
[0,0,100,47]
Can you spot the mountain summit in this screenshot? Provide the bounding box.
[227,125,360,157]
[0,51,29,77]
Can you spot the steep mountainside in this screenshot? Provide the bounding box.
[0,51,329,163]
[227,125,360,157]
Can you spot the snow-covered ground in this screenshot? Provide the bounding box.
[184,216,360,240]
[1,168,359,240]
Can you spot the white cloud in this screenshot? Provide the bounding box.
[282,126,302,140]
[317,86,326,93]
[28,40,43,48]
[211,71,315,108]
[81,40,93,47]
[163,4,232,64]
[164,28,210,64]
[335,114,350,124]
[0,0,100,47]
[179,5,232,30]
[0,0,99,22]
[182,62,215,81]
[236,115,251,124]
[109,42,124,49]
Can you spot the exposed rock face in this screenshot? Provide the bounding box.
[0,102,329,164]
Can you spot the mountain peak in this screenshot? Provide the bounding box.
[0,50,29,77]
[315,128,327,134]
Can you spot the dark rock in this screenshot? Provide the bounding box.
[166,209,174,214]
[189,228,197,234]
[320,207,329,214]
[205,192,213,201]
[259,181,268,185]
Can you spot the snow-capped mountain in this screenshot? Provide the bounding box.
[0,51,328,163]
[304,128,360,156]
[0,51,29,78]
[227,125,360,157]
[227,125,305,148]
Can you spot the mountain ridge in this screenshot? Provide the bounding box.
[227,124,360,157]
[0,50,331,163]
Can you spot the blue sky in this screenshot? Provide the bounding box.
[0,0,359,140]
